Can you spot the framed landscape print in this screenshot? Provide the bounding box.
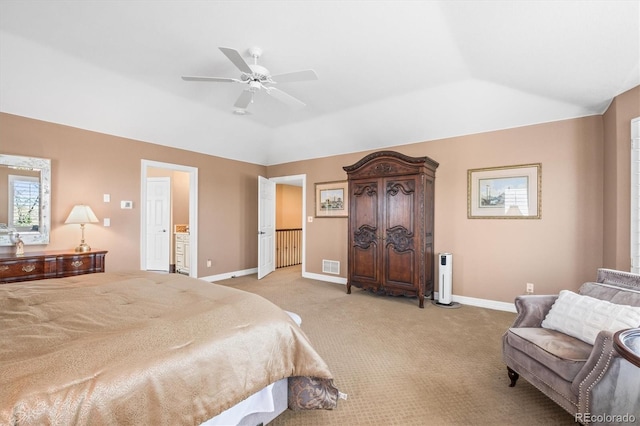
[315,181,348,217]
[468,163,541,219]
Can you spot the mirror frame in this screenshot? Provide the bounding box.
[0,154,51,246]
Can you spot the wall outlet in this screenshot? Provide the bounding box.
[526,283,534,294]
[206,259,212,268]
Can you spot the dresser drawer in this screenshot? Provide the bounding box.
[0,259,45,282]
[57,254,97,275]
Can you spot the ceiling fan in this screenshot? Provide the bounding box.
[182,46,318,113]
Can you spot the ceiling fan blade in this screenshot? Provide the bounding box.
[234,90,253,109]
[219,47,253,74]
[181,76,242,83]
[271,69,318,84]
[266,87,306,109]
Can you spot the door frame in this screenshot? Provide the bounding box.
[268,174,306,275]
[140,160,198,277]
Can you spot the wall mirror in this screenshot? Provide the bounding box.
[0,154,51,246]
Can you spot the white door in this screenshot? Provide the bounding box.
[146,177,171,271]
[258,176,276,279]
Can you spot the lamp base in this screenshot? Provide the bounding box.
[75,243,92,253]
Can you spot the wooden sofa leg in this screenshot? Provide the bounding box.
[507,367,519,387]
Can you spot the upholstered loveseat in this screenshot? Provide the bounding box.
[502,268,640,424]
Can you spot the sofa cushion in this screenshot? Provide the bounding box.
[507,327,592,382]
[541,290,640,345]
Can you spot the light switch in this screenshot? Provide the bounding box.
[103,218,111,227]
[307,216,313,223]
[103,194,110,202]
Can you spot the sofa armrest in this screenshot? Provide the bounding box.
[511,295,558,328]
[573,330,616,398]
[573,330,640,420]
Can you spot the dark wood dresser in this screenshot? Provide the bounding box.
[0,250,107,284]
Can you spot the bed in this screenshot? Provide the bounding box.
[0,270,339,425]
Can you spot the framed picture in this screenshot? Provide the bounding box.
[315,181,348,217]
[468,163,541,219]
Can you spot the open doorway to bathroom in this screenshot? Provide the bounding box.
[140,160,198,277]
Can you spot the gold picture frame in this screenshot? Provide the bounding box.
[468,163,541,219]
[315,181,348,218]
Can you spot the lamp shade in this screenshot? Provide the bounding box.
[65,205,99,224]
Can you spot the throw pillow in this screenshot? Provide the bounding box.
[541,290,640,345]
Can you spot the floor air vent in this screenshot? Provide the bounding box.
[322,260,340,275]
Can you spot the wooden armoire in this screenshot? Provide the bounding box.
[343,151,438,308]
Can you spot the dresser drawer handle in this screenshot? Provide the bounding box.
[0,265,8,272]
[71,260,83,268]
[22,265,36,273]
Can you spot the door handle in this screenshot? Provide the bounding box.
[258,231,266,235]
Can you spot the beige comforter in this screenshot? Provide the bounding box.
[0,271,338,425]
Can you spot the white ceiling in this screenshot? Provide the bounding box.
[1,1,638,166]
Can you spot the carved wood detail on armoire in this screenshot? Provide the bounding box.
[343,151,438,308]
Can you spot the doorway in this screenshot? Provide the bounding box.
[269,174,306,277]
[140,160,198,277]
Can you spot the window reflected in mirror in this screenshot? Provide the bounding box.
[0,154,51,246]
[9,173,40,232]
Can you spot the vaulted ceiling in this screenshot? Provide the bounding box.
[1,1,638,165]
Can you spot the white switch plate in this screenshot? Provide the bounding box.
[308,216,313,223]
[103,194,110,202]
[103,218,111,227]
[120,200,133,209]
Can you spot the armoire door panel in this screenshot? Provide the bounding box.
[352,245,379,283]
[352,181,379,230]
[385,179,415,236]
[385,249,415,287]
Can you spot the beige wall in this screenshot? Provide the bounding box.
[603,86,640,270]
[0,112,266,276]
[268,116,605,302]
[276,184,302,229]
[1,85,638,303]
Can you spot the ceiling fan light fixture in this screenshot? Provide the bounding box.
[249,81,262,91]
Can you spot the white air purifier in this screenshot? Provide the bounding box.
[437,253,453,305]
[433,253,460,308]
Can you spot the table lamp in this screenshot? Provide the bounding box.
[65,204,99,252]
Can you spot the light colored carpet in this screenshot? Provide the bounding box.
[215,266,575,425]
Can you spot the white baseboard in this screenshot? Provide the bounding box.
[437,292,517,313]
[302,271,348,285]
[202,267,258,283]
[202,268,516,313]
[302,272,516,313]
[302,274,516,312]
